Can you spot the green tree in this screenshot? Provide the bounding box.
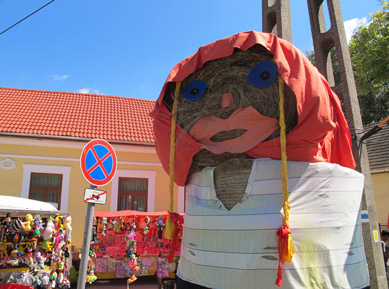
[349,0,389,124]
[306,1,388,124]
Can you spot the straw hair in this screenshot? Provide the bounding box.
[165,82,181,240]
[276,76,295,286]
[169,82,181,213]
[278,77,290,227]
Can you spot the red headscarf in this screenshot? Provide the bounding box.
[150,31,355,186]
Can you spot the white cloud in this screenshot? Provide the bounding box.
[51,74,70,81]
[344,17,368,44]
[76,87,102,94]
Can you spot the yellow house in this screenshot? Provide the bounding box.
[0,87,185,249]
[1,86,386,247]
[366,123,389,231]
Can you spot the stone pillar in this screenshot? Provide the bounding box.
[262,0,388,287]
[306,1,387,288]
[262,0,292,42]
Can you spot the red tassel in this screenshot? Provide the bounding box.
[275,226,292,287]
[275,265,283,286]
[167,212,183,263]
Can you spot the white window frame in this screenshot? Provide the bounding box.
[111,170,156,212]
[21,164,71,211]
[178,186,185,213]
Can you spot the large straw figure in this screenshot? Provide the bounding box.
[151,31,369,289]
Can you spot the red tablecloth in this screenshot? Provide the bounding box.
[0,284,33,289]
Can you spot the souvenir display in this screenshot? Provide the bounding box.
[86,249,97,284]
[91,211,183,280]
[125,217,138,283]
[151,31,369,289]
[0,212,72,288]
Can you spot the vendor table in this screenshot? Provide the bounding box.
[0,284,34,289]
[92,211,183,280]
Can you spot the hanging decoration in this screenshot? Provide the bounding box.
[90,211,183,280]
[0,212,72,288]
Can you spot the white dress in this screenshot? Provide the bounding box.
[177,159,369,289]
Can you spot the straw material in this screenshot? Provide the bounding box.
[214,158,253,210]
[163,45,298,209]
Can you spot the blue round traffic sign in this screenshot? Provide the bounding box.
[80,139,117,186]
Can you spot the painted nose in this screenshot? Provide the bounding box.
[222,92,233,109]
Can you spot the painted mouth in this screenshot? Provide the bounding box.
[210,129,247,142]
[189,106,279,154]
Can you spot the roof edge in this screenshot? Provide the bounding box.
[0,86,156,103]
[0,132,154,146]
[370,168,389,174]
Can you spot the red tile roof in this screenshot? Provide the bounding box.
[0,87,156,144]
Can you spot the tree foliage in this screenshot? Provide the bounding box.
[349,0,388,124]
[306,1,388,124]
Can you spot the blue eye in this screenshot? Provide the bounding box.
[247,60,277,88]
[182,80,208,102]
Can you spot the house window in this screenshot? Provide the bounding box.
[29,173,62,210]
[118,178,148,211]
[22,164,71,211]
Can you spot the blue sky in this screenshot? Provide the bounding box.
[0,0,382,101]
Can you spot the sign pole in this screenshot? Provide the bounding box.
[77,184,97,289]
[78,139,117,289]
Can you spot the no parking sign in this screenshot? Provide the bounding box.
[80,139,117,186]
[78,139,117,289]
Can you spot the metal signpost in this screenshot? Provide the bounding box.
[78,139,117,289]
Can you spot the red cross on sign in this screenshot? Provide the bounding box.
[80,139,117,186]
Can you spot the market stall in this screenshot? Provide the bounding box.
[0,196,72,288]
[91,210,184,281]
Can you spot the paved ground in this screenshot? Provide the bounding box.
[72,276,169,289]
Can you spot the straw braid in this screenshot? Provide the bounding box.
[275,77,295,287]
[165,82,181,241]
[169,82,181,212]
[279,77,290,227]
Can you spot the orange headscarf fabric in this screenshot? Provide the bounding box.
[150,31,355,186]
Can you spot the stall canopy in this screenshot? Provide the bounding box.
[94,210,183,218]
[0,195,58,215]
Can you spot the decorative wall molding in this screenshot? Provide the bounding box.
[178,186,185,213]
[0,136,156,153]
[0,154,161,167]
[0,158,16,171]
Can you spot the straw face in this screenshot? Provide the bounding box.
[163,45,298,209]
[177,49,281,134]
